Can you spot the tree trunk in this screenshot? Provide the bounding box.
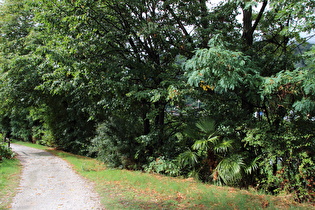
[141,101,151,135]
[199,0,210,48]
[242,0,268,47]
[154,102,166,146]
[155,103,165,128]
[242,5,253,46]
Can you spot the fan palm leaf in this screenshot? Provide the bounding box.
[213,138,234,153]
[178,149,198,167]
[192,135,220,151]
[244,156,260,175]
[214,154,245,185]
[196,118,216,135]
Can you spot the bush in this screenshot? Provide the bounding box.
[0,142,14,161]
[89,117,143,169]
[144,156,180,176]
[244,121,315,202]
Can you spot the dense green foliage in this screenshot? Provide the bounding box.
[1,0,314,203]
[0,134,14,161]
[0,142,14,161]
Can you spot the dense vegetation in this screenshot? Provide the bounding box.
[1,0,314,203]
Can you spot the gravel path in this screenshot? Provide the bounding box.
[10,144,104,210]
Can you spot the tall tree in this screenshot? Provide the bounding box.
[33,0,227,165]
[0,0,40,141]
[184,0,315,201]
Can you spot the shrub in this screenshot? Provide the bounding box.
[89,117,143,169]
[144,156,180,176]
[0,142,14,161]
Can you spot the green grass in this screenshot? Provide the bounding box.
[13,141,315,209]
[0,158,21,210]
[13,141,47,150]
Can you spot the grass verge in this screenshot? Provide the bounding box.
[14,141,315,209]
[0,158,21,210]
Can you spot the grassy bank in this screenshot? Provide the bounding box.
[0,157,21,210]
[14,141,314,209]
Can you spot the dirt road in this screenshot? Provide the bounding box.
[10,144,103,210]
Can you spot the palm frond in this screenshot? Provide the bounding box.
[215,154,245,185]
[244,156,260,175]
[192,139,210,151]
[178,150,199,167]
[196,118,216,135]
[207,135,220,144]
[213,138,234,153]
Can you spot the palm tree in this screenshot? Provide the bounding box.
[178,118,258,186]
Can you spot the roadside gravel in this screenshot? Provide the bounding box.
[10,144,104,210]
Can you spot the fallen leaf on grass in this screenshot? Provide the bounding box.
[176,192,186,202]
